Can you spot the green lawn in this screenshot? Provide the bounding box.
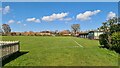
[2,36,119,66]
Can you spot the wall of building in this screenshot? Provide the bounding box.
[94,32,103,39]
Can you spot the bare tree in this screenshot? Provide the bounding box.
[71,24,80,35]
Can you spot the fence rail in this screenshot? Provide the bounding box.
[0,41,20,60]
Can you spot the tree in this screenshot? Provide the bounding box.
[2,24,11,35]
[71,24,80,35]
[99,17,120,52]
[54,30,59,36]
[0,27,3,35]
[108,17,120,33]
[111,32,120,53]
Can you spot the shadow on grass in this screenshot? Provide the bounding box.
[2,51,29,66]
[99,46,120,54]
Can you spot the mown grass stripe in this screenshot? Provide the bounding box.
[71,38,83,47]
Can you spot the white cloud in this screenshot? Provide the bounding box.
[76,10,101,21]
[34,19,40,23]
[26,18,35,22]
[23,24,26,26]
[107,12,116,20]
[26,18,41,23]
[16,21,21,24]
[3,6,10,14]
[41,12,68,22]
[8,20,15,24]
[59,18,72,21]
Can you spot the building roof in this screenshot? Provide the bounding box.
[79,32,88,35]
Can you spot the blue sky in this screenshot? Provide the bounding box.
[2,2,118,32]
[1,0,119,2]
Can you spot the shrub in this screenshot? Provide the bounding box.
[111,32,120,53]
[99,34,109,48]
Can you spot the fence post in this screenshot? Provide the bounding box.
[18,41,20,52]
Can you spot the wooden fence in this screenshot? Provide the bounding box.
[0,41,20,60]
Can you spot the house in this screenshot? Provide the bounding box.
[88,31,104,39]
[78,30,104,40]
[10,32,17,36]
[39,31,52,36]
[78,32,88,38]
[59,30,71,36]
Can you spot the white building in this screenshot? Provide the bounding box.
[88,31,104,39]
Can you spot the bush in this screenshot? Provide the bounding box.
[111,32,120,53]
[99,34,109,48]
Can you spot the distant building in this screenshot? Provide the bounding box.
[59,30,71,36]
[10,32,17,36]
[78,30,104,39]
[88,31,104,39]
[78,32,88,38]
[39,31,52,36]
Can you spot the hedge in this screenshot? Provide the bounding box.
[111,32,120,53]
[99,34,109,48]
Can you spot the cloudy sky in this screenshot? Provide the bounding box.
[1,2,118,32]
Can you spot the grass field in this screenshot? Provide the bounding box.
[2,36,119,66]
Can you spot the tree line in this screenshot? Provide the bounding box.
[0,24,80,36]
